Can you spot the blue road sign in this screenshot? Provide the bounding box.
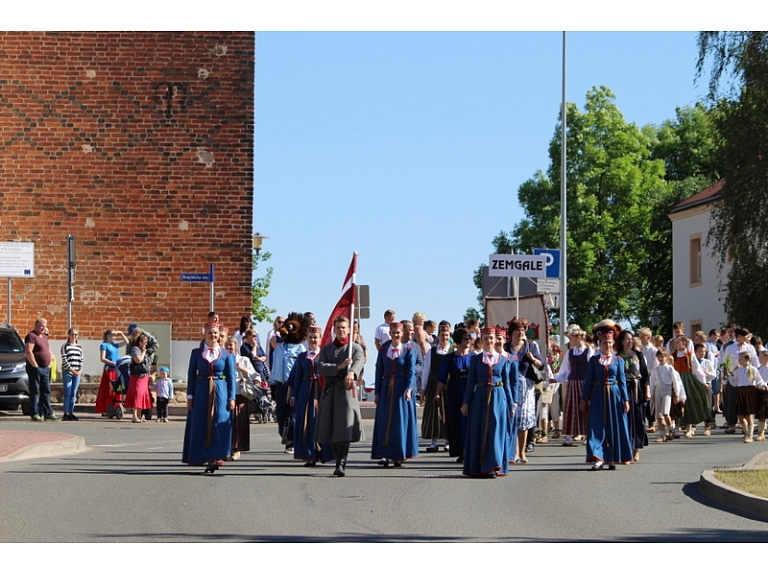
[181,273,211,282]
[181,264,215,283]
[533,248,561,279]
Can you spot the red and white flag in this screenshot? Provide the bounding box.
[321,252,358,349]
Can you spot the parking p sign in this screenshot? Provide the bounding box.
[533,248,560,279]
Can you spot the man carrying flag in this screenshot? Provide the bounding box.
[315,254,365,477]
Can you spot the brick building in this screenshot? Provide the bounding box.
[0,32,254,377]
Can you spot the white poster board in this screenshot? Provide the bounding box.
[0,242,35,277]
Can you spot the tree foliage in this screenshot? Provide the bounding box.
[473,87,721,335]
[697,31,768,338]
[251,251,276,323]
[515,87,668,330]
[638,104,721,337]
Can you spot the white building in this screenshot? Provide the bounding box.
[668,180,730,334]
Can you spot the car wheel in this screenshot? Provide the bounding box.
[21,401,34,416]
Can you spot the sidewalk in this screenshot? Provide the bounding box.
[0,428,86,463]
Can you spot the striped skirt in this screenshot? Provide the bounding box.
[562,379,587,436]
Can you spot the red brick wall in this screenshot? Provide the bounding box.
[0,32,254,339]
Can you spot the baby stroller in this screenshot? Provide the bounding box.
[250,381,276,424]
[106,355,132,419]
[108,355,153,420]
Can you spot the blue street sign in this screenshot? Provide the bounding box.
[181,273,211,282]
[181,264,215,283]
[533,248,561,279]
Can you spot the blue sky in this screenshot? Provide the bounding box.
[253,31,707,342]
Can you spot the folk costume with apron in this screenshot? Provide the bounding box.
[462,350,517,477]
[182,344,237,466]
[582,352,633,465]
[289,348,333,463]
[672,351,711,427]
[371,340,419,462]
[437,350,472,458]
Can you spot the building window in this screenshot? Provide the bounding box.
[690,320,702,335]
[690,235,702,287]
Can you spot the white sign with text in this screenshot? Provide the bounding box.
[0,242,35,277]
[488,254,547,278]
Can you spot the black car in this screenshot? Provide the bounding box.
[0,323,32,415]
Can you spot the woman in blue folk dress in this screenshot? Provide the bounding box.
[436,327,474,464]
[372,322,419,467]
[182,323,237,473]
[580,319,633,471]
[461,328,518,478]
[287,326,333,466]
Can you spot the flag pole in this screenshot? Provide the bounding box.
[348,251,358,362]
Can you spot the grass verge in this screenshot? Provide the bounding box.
[714,470,768,499]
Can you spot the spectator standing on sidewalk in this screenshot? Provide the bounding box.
[375,310,395,352]
[60,327,84,421]
[154,366,174,422]
[25,318,55,421]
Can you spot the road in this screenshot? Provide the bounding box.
[1,413,766,542]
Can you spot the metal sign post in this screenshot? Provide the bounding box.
[67,235,76,329]
[180,264,215,312]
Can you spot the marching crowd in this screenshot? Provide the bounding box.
[22,310,768,479]
[177,308,768,479]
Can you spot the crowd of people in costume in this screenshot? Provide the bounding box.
[174,309,768,478]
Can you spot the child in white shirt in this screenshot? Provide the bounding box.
[649,350,686,442]
[153,367,174,422]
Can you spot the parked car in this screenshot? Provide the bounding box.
[0,323,31,415]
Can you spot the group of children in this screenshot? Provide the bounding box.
[534,322,768,449]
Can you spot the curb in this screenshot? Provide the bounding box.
[698,452,768,520]
[0,432,88,463]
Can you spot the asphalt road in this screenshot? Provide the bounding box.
[1,413,767,543]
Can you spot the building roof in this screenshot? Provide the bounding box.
[670,179,724,214]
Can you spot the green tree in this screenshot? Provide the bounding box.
[651,102,720,182]
[511,87,667,330]
[463,307,482,323]
[251,251,276,322]
[697,31,768,338]
[637,104,721,337]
